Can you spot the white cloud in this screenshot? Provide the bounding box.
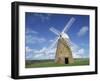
[25,46,35,60]
[25,46,46,60]
[26,44,87,60]
[73,54,82,58]
[71,42,79,52]
[70,41,86,58]
[25,28,46,44]
[72,47,85,58]
[34,47,47,53]
[25,45,56,60]
[34,53,43,58]
[26,28,38,34]
[77,26,88,37]
[77,48,85,55]
[28,46,56,60]
[32,44,86,59]
[26,35,46,44]
[34,13,51,22]
[26,46,33,53]
[49,39,54,42]
[25,38,87,60]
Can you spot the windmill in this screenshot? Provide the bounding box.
[45,17,75,64]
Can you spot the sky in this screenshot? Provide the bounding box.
[25,12,89,60]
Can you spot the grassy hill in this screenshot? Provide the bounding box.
[25,58,89,68]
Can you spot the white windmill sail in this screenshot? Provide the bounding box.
[45,17,75,55]
[44,36,59,54]
[49,27,60,36]
[62,17,75,33]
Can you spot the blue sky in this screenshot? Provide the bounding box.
[25,12,89,60]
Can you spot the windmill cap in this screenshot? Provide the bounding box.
[61,33,69,39]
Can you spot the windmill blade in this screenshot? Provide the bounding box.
[66,39,71,45]
[48,36,59,50]
[65,38,72,47]
[66,37,76,47]
[49,27,60,36]
[45,36,59,54]
[66,38,79,51]
[62,17,75,33]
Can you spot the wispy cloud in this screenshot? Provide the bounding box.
[26,39,88,60]
[77,26,88,37]
[33,46,56,59]
[34,13,51,22]
[25,28,46,44]
[70,39,89,58]
[76,48,85,55]
[26,35,46,44]
[25,46,34,60]
[73,48,85,58]
[34,47,47,54]
[26,46,33,53]
[49,39,54,42]
[26,28,38,34]
[70,42,87,58]
[25,46,56,60]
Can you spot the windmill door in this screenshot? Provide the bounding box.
[65,57,69,64]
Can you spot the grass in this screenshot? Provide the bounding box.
[25,58,89,68]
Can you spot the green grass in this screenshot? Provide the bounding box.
[25,58,89,68]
